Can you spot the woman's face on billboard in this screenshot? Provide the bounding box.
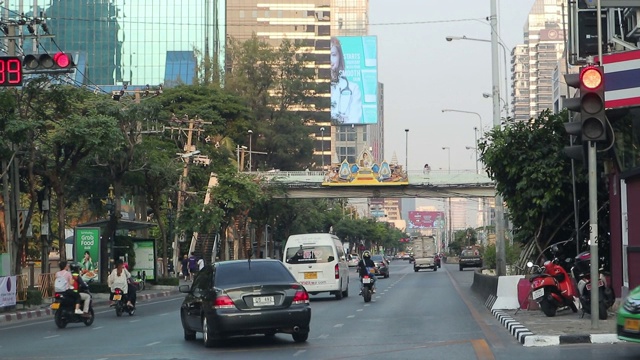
[330,45,340,71]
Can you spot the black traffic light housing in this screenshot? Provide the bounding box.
[23,52,75,74]
[579,66,606,142]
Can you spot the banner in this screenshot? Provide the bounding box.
[408,211,445,229]
[0,276,16,307]
[75,228,101,283]
[132,240,156,280]
[330,36,378,125]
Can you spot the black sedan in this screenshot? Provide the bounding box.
[180,259,312,347]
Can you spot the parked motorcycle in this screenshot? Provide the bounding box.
[51,291,94,328]
[570,251,615,320]
[111,287,135,316]
[527,246,578,317]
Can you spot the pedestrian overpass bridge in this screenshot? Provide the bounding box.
[244,170,495,199]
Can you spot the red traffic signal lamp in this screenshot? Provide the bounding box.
[563,65,607,142]
[23,52,75,74]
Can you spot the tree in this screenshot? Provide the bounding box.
[478,110,608,270]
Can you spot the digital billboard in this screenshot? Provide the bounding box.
[408,211,445,229]
[330,36,378,125]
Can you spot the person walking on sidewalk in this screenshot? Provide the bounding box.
[181,254,189,281]
[188,252,198,280]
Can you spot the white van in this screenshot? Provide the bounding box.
[283,233,350,299]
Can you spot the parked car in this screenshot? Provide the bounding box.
[617,285,640,343]
[371,255,389,278]
[180,259,311,347]
[348,254,360,267]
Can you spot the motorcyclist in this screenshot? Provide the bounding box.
[357,251,376,295]
[70,263,92,316]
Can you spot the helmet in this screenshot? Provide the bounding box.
[70,263,81,274]
[362,251,371,259]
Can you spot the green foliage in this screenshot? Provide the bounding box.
[481,241,522,270]
[25,289,43,306]
[483,244,497,269]
[151,277,179,286]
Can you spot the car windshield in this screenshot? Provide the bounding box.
[215,261,296,287]
[372,255,384,262]
[461,250,477,256]
[285,245,334,264]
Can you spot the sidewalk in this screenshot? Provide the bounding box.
[488,301,620,347]
[0,284,182,325]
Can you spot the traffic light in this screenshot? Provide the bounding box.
[22,52,75,74]
[579,65,606,142]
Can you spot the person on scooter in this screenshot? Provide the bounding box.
[55,261,83,315]
[357,251,376,295]
[108,259,133,308]
[70,263,92,316]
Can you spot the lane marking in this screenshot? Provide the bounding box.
[97,358,108,360]
[471,339,495,360]
[356,309,363,312]
[317,334,329,339]
[146,341,161,346]
[159,313,171,316]
[293,350,306,357]
[130,319,140,323]
[333,323,344,328]
[93,326,104,330]
[347,315,355,318]
[44,335,59,339]
[364,304,370,307]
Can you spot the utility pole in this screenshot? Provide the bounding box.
[166,115,212,272]
[491,0,507,277]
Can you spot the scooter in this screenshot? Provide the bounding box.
[51,291,95,328]
[361,275,374,303]
[527,245,578,317]
[111,287,135,316]
[571,251,615,320]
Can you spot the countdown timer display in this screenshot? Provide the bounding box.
[0,56,22,86]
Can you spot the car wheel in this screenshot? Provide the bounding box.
[342,284,349,298]
[292,332,309,343]
[202,316,217,348]
[335,282,344,300]
[414,267,418,272]
[459,265,463,271]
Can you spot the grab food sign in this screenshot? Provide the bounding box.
[74,228,101,282]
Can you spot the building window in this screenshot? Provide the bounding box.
[252,10,257,18]
[239,10,245,18]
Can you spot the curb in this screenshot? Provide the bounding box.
[0,290,177,325]
[490,309,621,347]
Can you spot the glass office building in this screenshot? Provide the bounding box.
[2,0,225,86]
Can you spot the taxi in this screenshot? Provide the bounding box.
[617,285,640,342]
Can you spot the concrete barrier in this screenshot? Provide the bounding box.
[492,275,525,310]
[471,270,498,305]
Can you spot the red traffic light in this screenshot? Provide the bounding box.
[580,66,603,90]
[53,52,71,68]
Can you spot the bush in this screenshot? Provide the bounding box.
[88,283,111,294]
[151,277,179,286]
[482,242,521,270]
[25,289,42,306]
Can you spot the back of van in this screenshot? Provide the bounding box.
[283,234,345,296]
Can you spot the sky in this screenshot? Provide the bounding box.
[369,0,537,172]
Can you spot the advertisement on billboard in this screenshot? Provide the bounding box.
[330,36,378,125]
[75,228,101,283]
[132,240,156,280]
[408,211,445,229]
[0,276,16,307]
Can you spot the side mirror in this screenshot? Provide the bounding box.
[552,245,558,252]
[526,261,533,268]
[328,256,335,262]
[179,284,191,293]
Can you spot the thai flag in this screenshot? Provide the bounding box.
[601,50,640,109]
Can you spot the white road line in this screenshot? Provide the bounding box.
[97,358,108,360]
[333,323,344,328]
[317,334,329,339]
[44,335,59,339]
[293,350,307,357]
[356,309,363,312]
[130,319,140,323]
[364,304,370,307]
[347,315,355,318]
[146,341,161,346]
[159,313,171,316]
[92,326,104,330]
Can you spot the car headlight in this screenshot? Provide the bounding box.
[623,298,640,313]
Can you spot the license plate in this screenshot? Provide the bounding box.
[625,319,640,332]
[585,280,604,291]
[113,294,122,301]
[51,302,60,310]
[532,288,544,300]
[304,272,317,279]
[253,296,275,307]
[362,277,371,284]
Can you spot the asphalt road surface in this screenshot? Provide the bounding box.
[2,261,640,360]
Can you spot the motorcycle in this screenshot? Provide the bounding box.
[571,251,615,320]
[360,267,376,303]
[527,245,578,317]
[51,291,94,328]
[111,287,135,316]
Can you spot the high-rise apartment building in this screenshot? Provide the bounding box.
[2,0,224,86]
[510,0,566,122]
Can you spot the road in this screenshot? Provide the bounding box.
[2,262,640,359]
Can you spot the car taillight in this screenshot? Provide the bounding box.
[292,290,309,305]
[213,295,235,309]
[335,264,339,279]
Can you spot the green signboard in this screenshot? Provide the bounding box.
[74,228,101,283]
[132,240,155,280]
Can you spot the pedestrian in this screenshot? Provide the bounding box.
[423,163,431,175]
[197,257,205,272]
[188,252,198,281]
[181,254,189,281]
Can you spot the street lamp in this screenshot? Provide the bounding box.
[165,198,173,277]
[320,127,325,170]
[405,129,409,173]
[104,184,116,276]
[248,130,253,172]
[441,109,483,137]
[446,35,510,116]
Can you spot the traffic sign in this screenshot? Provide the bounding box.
[0,56,22,86]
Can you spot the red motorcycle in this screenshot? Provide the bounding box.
[527,246,578,317]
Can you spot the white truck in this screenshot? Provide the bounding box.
[411,236,437,272]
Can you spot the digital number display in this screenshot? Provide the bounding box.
[0,56,22,86]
